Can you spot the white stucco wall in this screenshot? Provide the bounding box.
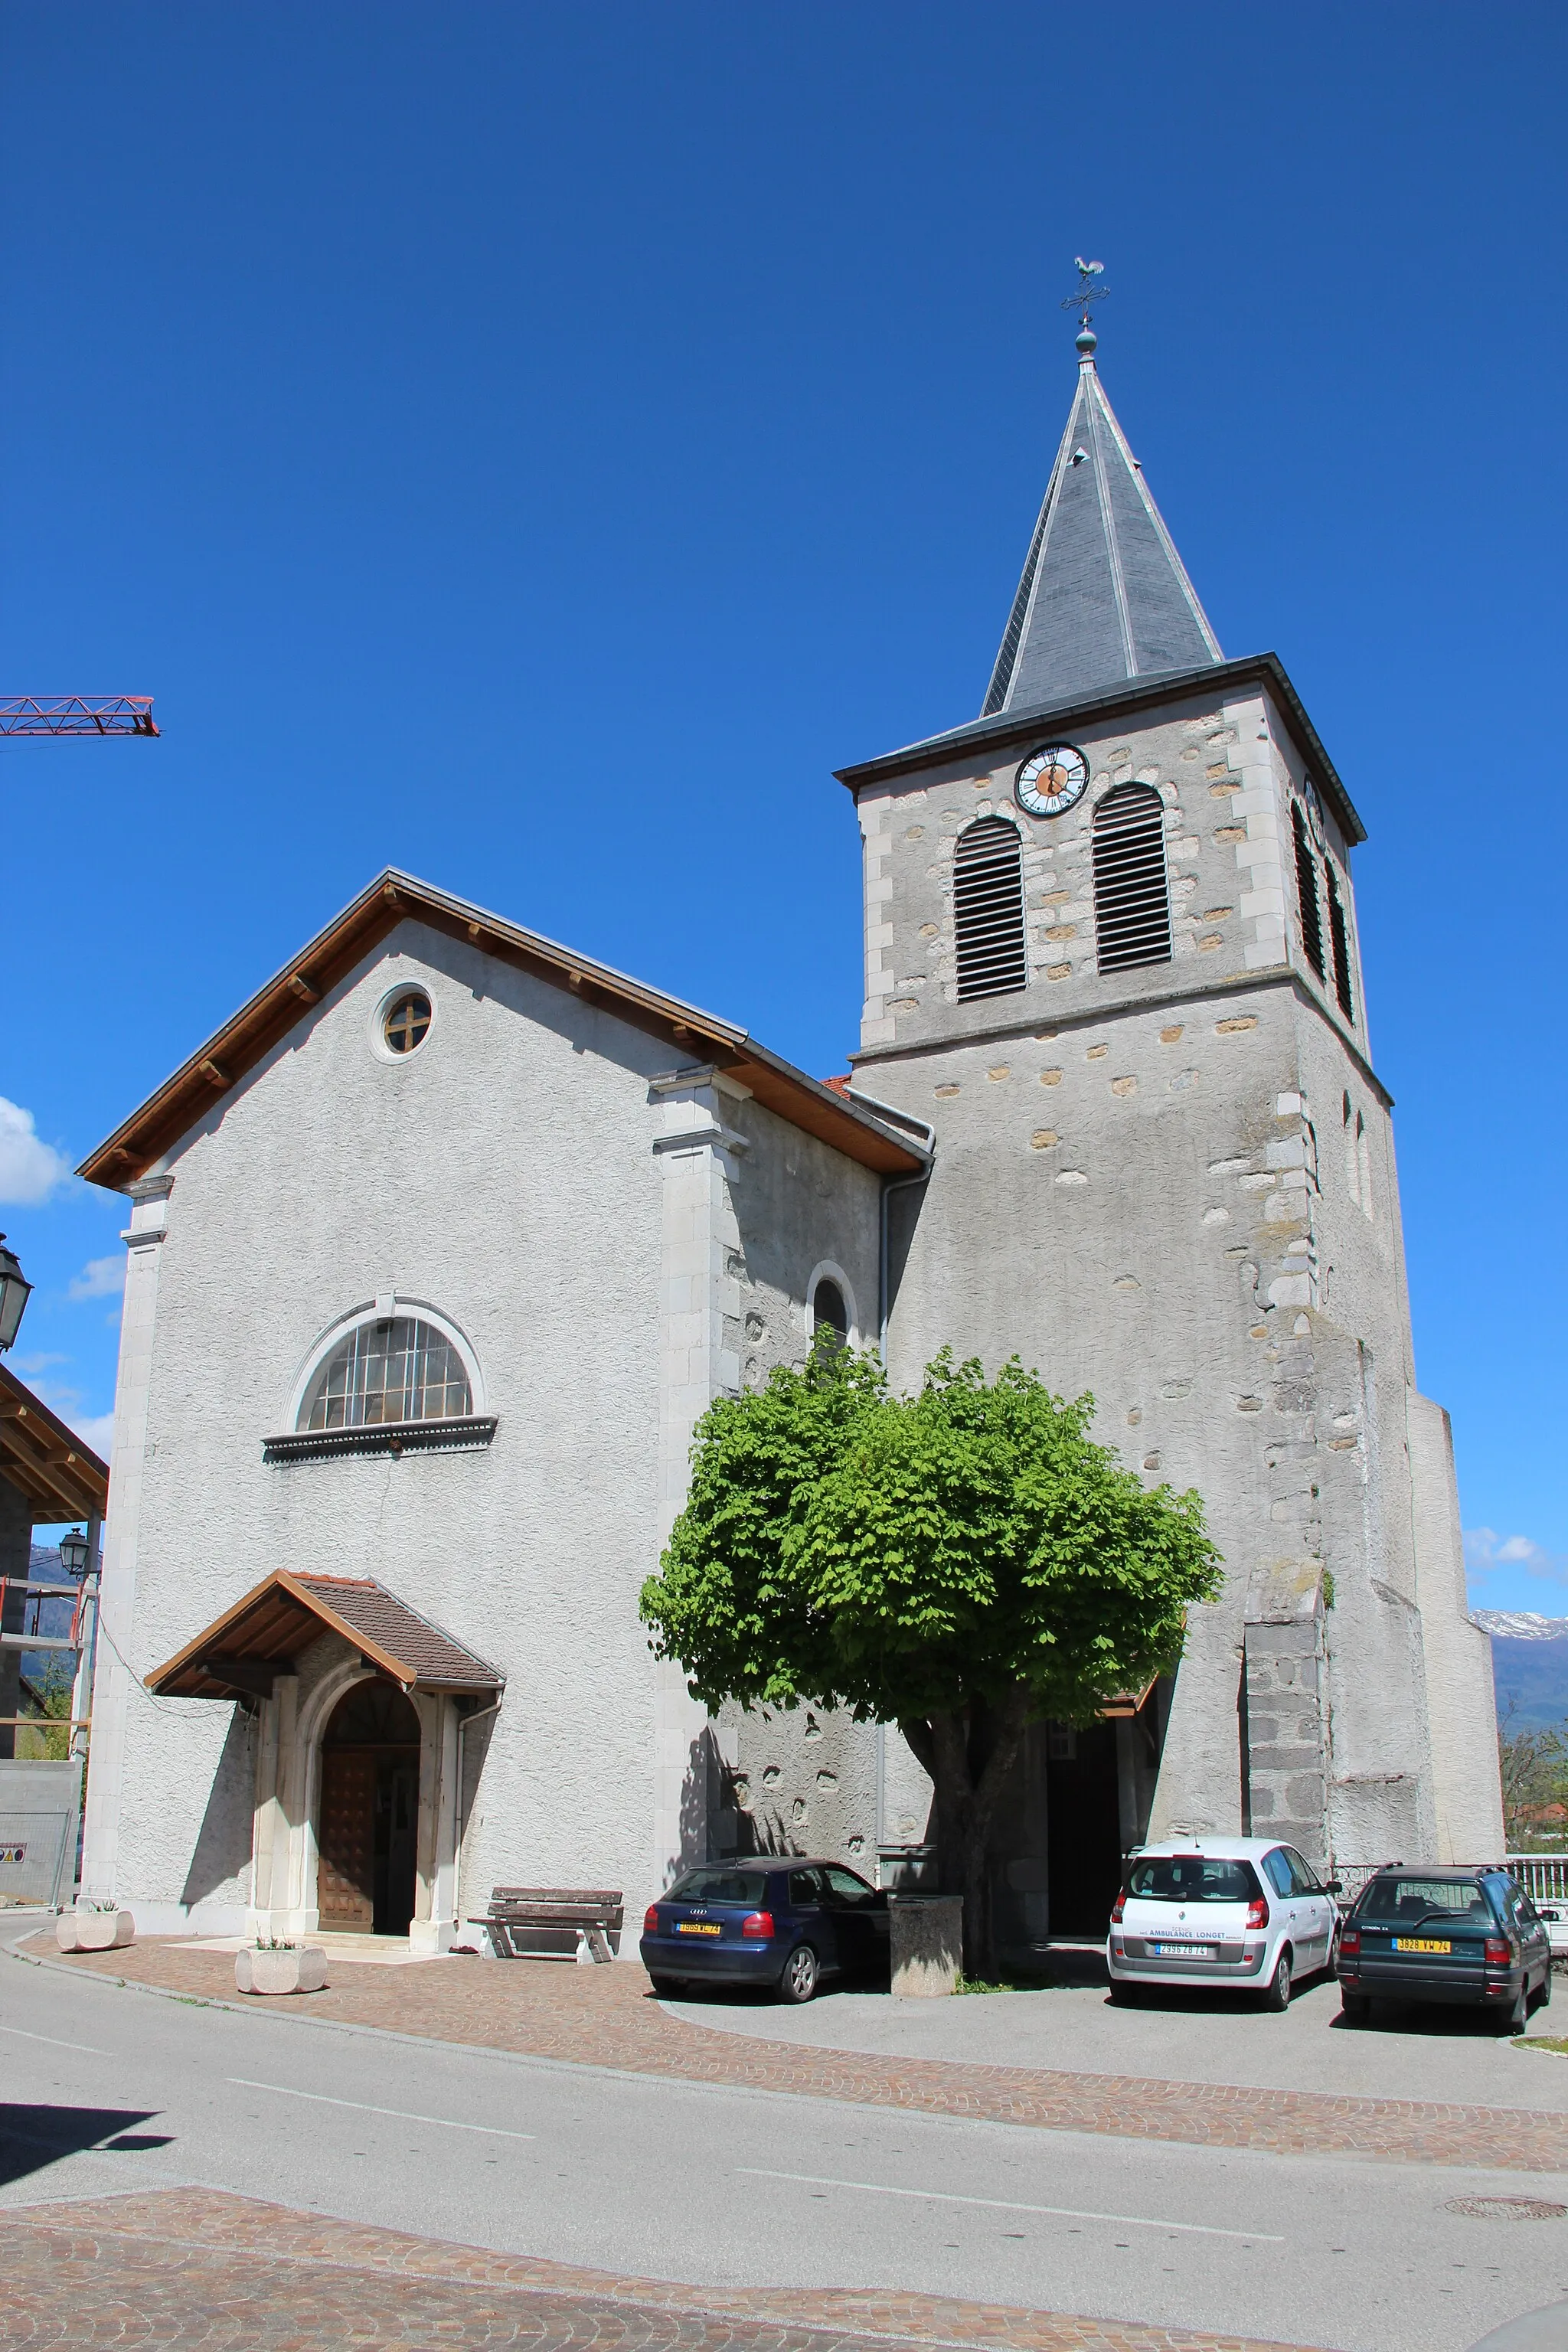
[83,916,888,1938]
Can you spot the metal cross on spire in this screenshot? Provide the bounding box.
[1061,256,1109,357]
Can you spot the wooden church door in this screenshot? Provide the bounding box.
[316,1681,422,1933]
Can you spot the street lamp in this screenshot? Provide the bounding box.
[0,1235,31,1351]
[58,1528,90,1580]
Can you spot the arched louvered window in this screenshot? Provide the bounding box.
[953,817,1027,1000]
[1292,804,1325,979]
[1325,866,1354,1021]
[1092,784,1171,974]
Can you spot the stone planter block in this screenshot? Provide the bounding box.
[57,1910,135,1952]
[236,1945,328,1996]
[889,1894,962,1997]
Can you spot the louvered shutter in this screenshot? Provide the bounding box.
[1092,785,1171,974]
[953,818,1027,1000]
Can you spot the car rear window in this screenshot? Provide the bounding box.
[1126,1855,1260,1903]
[1358,1877,1495,1926]
[665,1868,771,1906]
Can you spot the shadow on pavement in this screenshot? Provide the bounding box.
[0,2105,174,2187]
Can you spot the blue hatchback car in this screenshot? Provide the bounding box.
[641,1859,890,2003]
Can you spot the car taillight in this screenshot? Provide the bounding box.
[643,1905,660,1935]
[1110,1890,1126,1925]
[1339,1926,1360,1955]
[1484,1937,1511,1965]
[742,1911,774,1940]
[1246,1895,1269,1931]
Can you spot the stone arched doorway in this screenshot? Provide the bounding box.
[317,1681,420,1935]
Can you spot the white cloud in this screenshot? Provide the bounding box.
[1465,1527,1568,1589]
[69,1254,126,1302]
[21,1377,115,1462]
[0,1097,72,1204]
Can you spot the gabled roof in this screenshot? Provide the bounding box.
[79,871,932,1189]
[145,1569,503,1700]
[982,360,1223,715]
[0,1362,109,1524]
[835,649,1367,848]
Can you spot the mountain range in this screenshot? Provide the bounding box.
[1473,1612,1568,1733]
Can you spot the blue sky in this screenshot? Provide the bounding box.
[2,4,1564,1606]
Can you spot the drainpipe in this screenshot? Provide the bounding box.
[853,1094,933,1359]
[453,1694,503,1942]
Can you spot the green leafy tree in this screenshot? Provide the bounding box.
[641,1341,1222,1974]
[1499,1711,1568,1851]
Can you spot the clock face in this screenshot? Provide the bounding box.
[1016,743,1089,818]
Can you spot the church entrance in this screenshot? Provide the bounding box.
[1045,1720,1124,1935]
[316,1682,420,1935]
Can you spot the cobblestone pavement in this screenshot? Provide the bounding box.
[0,2188,1323,2350]
[21,1936,1568,2176]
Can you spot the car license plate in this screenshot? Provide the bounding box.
[1391,1936,1451,1953]
[675,1922,721,1937]
[1153,1942,1216,1960]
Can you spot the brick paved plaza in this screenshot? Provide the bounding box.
[23,1936,1568,2176]
[0,2187,1320,2351]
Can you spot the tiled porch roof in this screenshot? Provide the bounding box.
[145,1569,503,1701]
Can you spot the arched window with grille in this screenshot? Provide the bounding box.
[1091,783,1171,974]
[953,817,1027,1001]
[1292,803,1326,979]
[298,1314,472,1432]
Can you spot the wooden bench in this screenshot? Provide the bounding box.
[479,1886,624,1964]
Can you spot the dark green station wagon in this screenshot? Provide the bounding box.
[1338,1866,1555,2031]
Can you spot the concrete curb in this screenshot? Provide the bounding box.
[1463,2305,1568,2349]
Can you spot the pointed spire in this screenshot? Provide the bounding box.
[982,355,1222,717]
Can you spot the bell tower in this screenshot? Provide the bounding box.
[837,281,1501,1906]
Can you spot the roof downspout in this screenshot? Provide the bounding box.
[852,1094,934,1359]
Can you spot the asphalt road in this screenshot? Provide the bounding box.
[2,1932,1566,2352]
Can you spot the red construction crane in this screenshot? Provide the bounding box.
[0,695,158,736]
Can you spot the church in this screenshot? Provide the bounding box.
[77,322,1503,1955]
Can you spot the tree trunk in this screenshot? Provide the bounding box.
[901,1687,1033,1980]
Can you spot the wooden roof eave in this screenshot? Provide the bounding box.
[80,871,929,1190]
[145,1568,420,1700]
[0,1366,109,1523]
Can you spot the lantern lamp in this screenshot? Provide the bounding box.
[0,1236,31,1352]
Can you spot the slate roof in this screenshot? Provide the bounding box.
[145,1569,504,1700]
[835,649,1367,850]
[982,360,1223,716]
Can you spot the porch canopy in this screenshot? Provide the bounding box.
[145,1570,503,1702]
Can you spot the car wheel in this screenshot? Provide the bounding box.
[648,1975,684,1998]
[1264,1945,1293,2012]
[1540,1965,1553,2009]
[1339,1991,1370,2025]
[779,1943,819,2004]
[1496,1981,1529,2035]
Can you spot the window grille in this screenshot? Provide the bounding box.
[299,1316,472,1432]
[1325,866,1354,1021]
[1092,783,1171,974]
[1292,804,1325,979]
[812,1279,848,1343]
[953,818,1027,1000]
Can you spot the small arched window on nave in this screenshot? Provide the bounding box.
[299,1315,472,1432]
[953,817,1027,1001]
[1092,783,1171,973]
